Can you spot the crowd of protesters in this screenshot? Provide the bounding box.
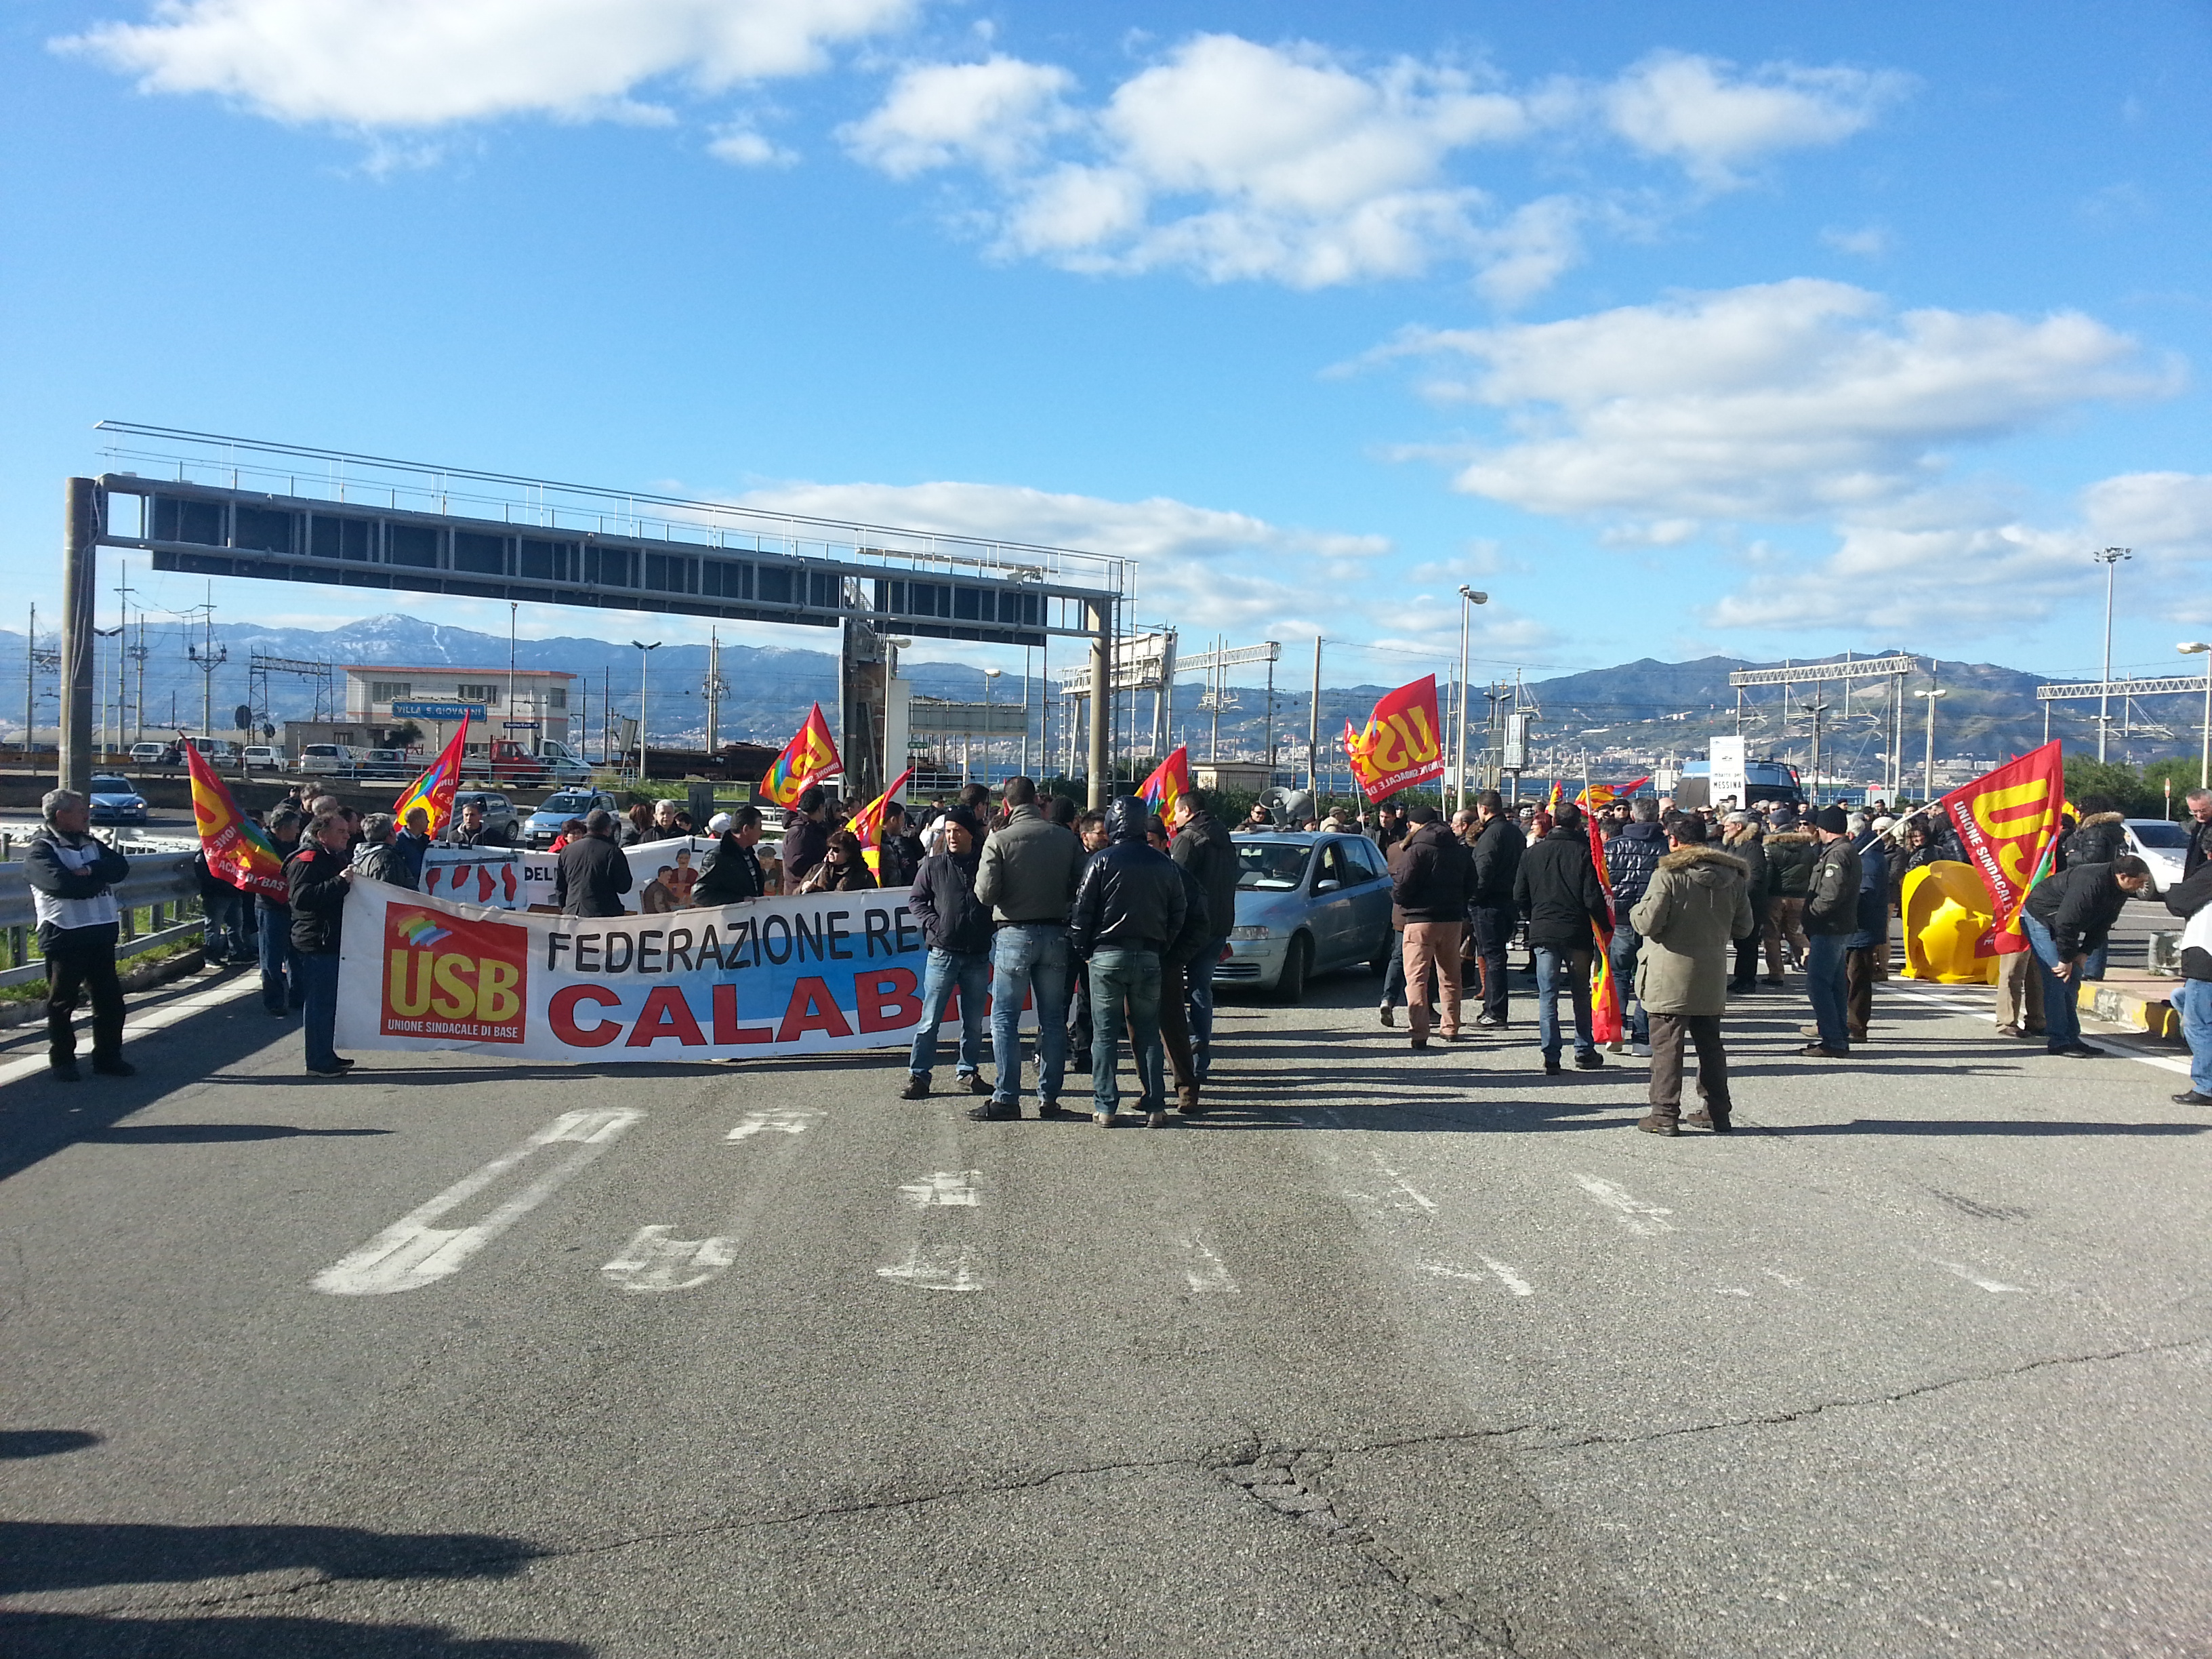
[33,761,2212,1121]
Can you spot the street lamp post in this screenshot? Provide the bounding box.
[1454,587,1488,812]
[983,668,1002,788]
[2182,642,2212,791]
[2093,546,2131,761]
[630,640,660,783]
[1914,686,1948,802]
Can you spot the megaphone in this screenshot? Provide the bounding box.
[1267,787,1314,823]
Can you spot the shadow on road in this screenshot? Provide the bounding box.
[0,1613,587,1658]
[0,1431,100,1459]
[78,1124,392,1143]
[0,1518,544,1597]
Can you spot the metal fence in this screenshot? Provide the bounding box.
[0,847,208,990]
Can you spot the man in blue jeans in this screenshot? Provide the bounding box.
[902,806,995,1101]
[1513,803,1613,1074]
[2166,862,2212,1103]
[1170,794,1240,1090]
[975,777,1082,1120]
[1070,796,1186,1127]
[2020,854,2150,1058]
[1799,806,1862,1059]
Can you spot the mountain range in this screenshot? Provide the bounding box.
[0,614,2188,775]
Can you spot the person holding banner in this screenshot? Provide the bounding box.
[287,810,356,1077]
[903,806,996,1105]
[782,786,832,886]
[2021,855,2152,1058]
[554,810,633,918]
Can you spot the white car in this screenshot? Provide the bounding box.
[127,741,166,766]
[2123,819,2190,895]
[242,745,285,771]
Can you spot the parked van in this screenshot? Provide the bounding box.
[182,736,239,762]
[297,743,360,777]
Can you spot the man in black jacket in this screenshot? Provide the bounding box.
[1605,798,1669,1054]
[903,806,995,1103]
[2183,788,2212,881]
[1169,792,1240,1084]
[1392,807,1473,1048]
[1149,813,1214,1114]
[287,809,355,1076]
[554,809,633,918]
[1800,806,1862,1058]
[1069,796,1187,1127]
[2165,861,2212,1103]
[780,785,831,885]
[693,807,768,906]
[2023,855,2151,1057]
[449,798,514,849]
[26,789,134,1080]
[1468,790,1524,1028]
[1514,803,1612,1073]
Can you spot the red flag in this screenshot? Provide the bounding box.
[1139,745,1192,819]
[1343,676,1444,801]
[392,714,471,839]
[1583,805,1622,1043]
[1938,740,2064,956]
[760,703,842,807]
[848,766,914,876]
[184,744,287,899]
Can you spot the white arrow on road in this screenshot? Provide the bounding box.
[724,1107,823,1142]
[602,1105,827,1294]
[314,1107,644,1296]
[1572,1174,1678,1236]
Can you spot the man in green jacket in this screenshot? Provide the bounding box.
[1629,817,1755,1134]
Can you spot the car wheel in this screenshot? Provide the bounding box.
[1275,935,1311,1004]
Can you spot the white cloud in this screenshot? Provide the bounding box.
[1603,52,1910,184]
[844,39,1906,298]
[838,55,1074,178]
[1387,279,2177,520]
[1820,223,1891,258]
[60,0,914,127]
[708,126,798,166]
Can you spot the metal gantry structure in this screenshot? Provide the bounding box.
[1728,654,1921,798]
[54,424,1134,802]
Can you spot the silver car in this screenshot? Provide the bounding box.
[1216,832,1395,1001]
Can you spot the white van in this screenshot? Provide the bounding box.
[296,743,360,776]
[182,736,239,762]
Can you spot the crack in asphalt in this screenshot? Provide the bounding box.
[1519,1332,2212,1453]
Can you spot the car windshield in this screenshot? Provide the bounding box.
[2129,821,2190,849]
[91,777,130,792]
[1237,841,1313,890]
[541,793,591,813]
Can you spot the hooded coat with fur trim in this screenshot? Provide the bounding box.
[1627,844,1755,1016]
[2064,811,2128,870]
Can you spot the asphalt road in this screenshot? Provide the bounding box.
[1,946,2208,1657]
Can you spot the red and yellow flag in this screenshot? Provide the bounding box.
[1139,745,1192,819]
[1582,799,1623,1043]
[849,766,914,876]
[1343,676,1444,802]
[1578,774,1650,811]
[760,703,842,808]
[1938,739,2064,956]
[184,744,287,899]
[392,714,470,839]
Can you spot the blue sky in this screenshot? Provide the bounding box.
[4,0,2209,695]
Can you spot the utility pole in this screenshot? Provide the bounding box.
[23,602,35,758]
[2095,546,2131,761]
[632,641,660,782]
[507,601,518,754]
[703,628,726,753]
[1917,676,1948,802]
[183,584,226,740]
[1308,636,1322,796]
[60,479,98,794]
[1455,587,1487,812]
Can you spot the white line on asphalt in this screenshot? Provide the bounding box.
[1889,985,2195,1078]
[1480,1256,1534,1296]
[0,970,264,1090]
[1371,1153,1438,1214]
[601,1226,739,1293]
[1762,1268,1807,1288]
[1176,1230,1239,1294]
[1573,1174,1678,1235]
[876,1244,981,1290]
[899,1170,983,1207]
[726,1106,823,1141]
[312,1107,644,1296]
[1414,1258,1535,1296]
[1714,1286,1752,1296]
[1938,1260,2028,1294]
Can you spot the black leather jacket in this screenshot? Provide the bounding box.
[1171,811,1240,943]
[1069,796,1187,957]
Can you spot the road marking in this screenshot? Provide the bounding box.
[1938,1260,2028,1294]
[1371,1153,1438,1214]
[0,969,264,1091]
[1762,1268,1807,1288]
[899,1170,982,1207]
[1176,1230,1239,1294]
[726,1106,823,1141]
[601,1226,738,1293]
[1415,1258,1534,1296]
[876,1244,982,1291]
[1573,1174,1677,1235]
[1713,1286,1752,1296]
[312,1108,643,1296]
[1890,985,2196,1078]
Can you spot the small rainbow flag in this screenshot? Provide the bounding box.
[392,714,471,838]
[760,703,842,808]
[1138,745,1191,821]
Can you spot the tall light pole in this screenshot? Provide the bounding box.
[630,640,659,783]
[2182,642,2212,790]
[2093,546,2131,761]
[1454,586,1488,811]
[1914,686,1948,802]
[983,667,1002,788]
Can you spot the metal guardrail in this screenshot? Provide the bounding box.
[0,848,201,931]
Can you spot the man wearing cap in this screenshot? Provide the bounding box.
[1721,811,1768,996]
[903,804,996,1101]
[1800,806,1862,1058]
